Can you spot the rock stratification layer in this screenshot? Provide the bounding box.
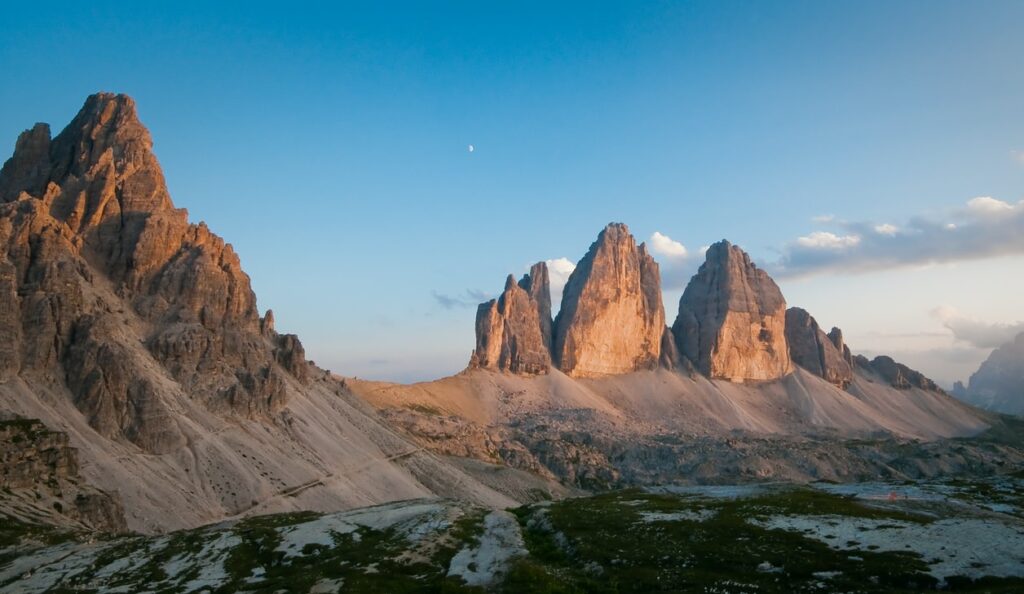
[672,240,791,381]
[785,308,854,389]
[0,93,308,452]
[472,264,553,374]
[553,223,664,377]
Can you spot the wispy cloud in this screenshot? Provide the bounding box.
[774,197,1024,277]
[930,305,1024,349]
[431,289,490,310]
[1012,150,1024,165]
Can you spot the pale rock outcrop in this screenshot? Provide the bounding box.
[553,223,663,377]
[672,240,791,381]
[0,93,308,452]
[472,265,553,374]
[784,308,853,389]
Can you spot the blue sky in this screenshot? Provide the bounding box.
[2,1,1023,385]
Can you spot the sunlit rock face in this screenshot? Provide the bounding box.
[553,223,664,377]
[672,240,791,382]
[0,93,308,452]
[471,264,553,374]
[785,307,853,389]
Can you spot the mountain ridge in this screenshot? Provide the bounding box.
[0,93,1015,537]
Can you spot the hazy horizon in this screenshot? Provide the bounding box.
[2,1,1023,386]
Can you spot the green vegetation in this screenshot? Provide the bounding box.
[4,480,1024,593]
[506,486,1024,593]
[218,509,489,594]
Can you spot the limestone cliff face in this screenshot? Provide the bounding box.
[784,308,853,389]
[0,93,308,452]
[553,223,664,377]
[672,240,791,381]
[520,261,553,350]
[472,264,553,374]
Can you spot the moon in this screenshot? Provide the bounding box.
[467,144,475,153]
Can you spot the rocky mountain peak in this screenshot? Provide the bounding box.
[1,93,171,215]
[955,331,1024,414]
[519,262,552,349]
[0,93,308,453]
[784,307,853,389]
[553,223,664,377]
[471,262,553,374]
[672,239,791,381]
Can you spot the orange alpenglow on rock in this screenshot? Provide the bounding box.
[553,223,664,377]
[0,93,309,453]
[672,240,791,382]
[471,265,553,374]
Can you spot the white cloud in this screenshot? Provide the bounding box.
[812,214,835,223]
[930,305,1024,349]
[1012,150,1024,165]
[649,231,688,259]
[774,196,1024,277]
[966,196,1018,215]
[795,231,861,250]
[544,257,576,309]
[545,257,575,291]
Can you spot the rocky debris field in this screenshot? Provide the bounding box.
[3,474,1024,593]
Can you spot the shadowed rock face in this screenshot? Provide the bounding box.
[673,240,791,381]
[553,223,664,377]
[0,93,308,452]
[855,355,940,392]
[785,308,853,389]
[519,261,552,351]
[827,326,854,367]
[957,332,1024,414]
[472,265,553,374]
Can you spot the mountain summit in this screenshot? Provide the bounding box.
[0,94,530,533]
[0,93,304,453]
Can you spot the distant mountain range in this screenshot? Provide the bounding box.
[953,331,1024,415]
[0,94,1020,536]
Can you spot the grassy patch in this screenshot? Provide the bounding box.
[504,487,1024,593]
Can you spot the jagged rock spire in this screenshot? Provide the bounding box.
[785,307,853,389]
[0,93,308,452]
[553,223,664,377]
[472,265,553,374]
